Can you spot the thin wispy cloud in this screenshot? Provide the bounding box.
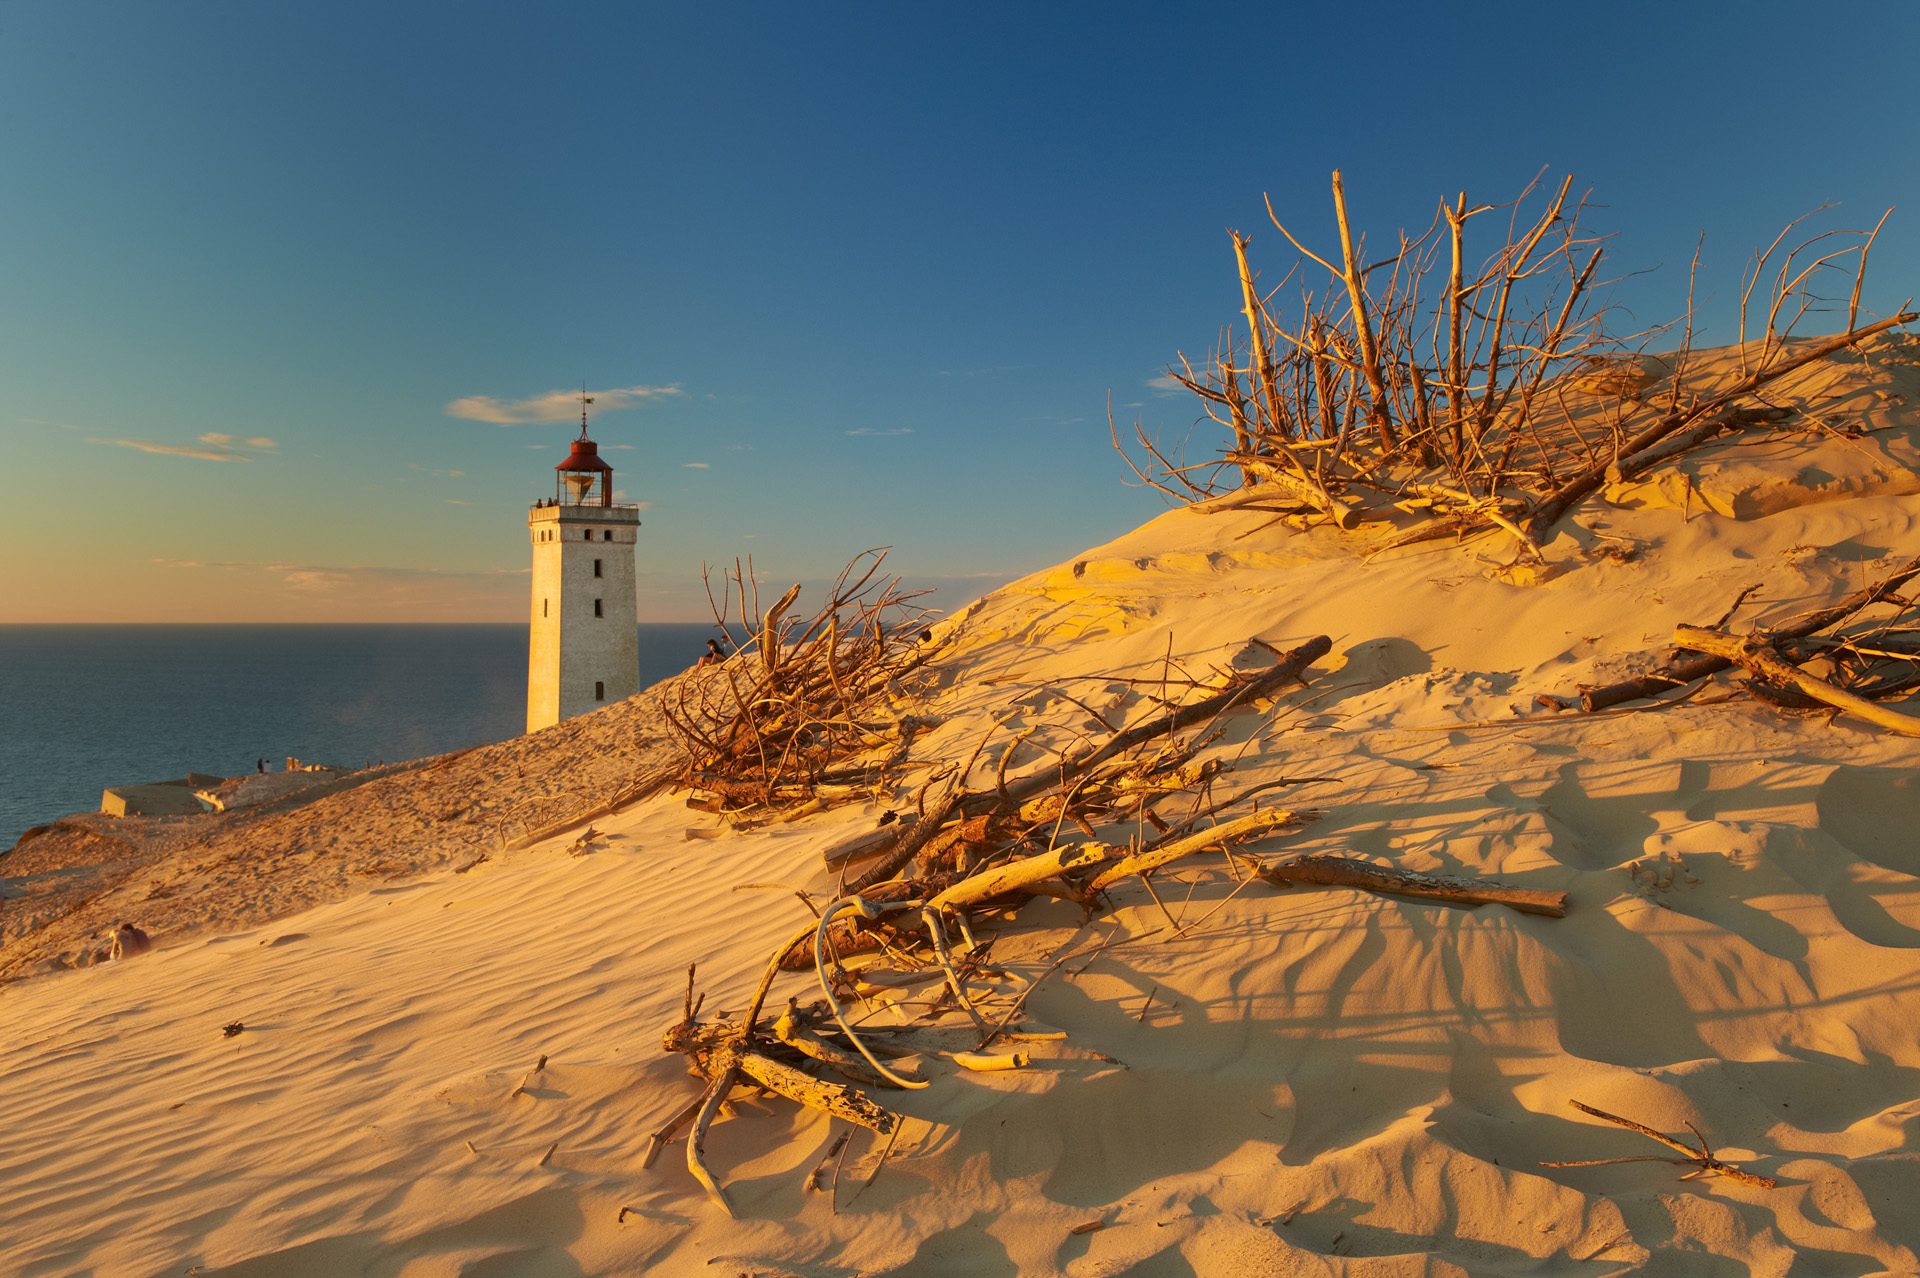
[445,383,683,425]
[92,437,254,463]
[846,427,913,437]
[683,462,710,469]
[284,570,351,592]
[197,432,278,450]
[17,417,80,431]
[1146,373,1184,395]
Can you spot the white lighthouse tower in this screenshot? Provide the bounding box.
[526,397,642,733]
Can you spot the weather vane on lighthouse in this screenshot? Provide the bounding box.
[524,386,642,733]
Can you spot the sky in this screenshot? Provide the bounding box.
[2,1,1917,622]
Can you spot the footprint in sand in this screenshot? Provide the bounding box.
[1624,849,1700,900]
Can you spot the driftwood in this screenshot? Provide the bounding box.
[734,1049,899,1134]
[1086,807,1302,895]
[660,549,938,824]
[771,1001,905,1088]
[1524,312,1916,539]
[1542,1099,1777,1188]
[658,986,911,1214]
[656,630,1528,1217]
[1674,624,1920,737]
[827,634,1331,893]
[1575,553,1920,712]
[1260,854,1568,917]
[929,842,1120,912]
[1126,169,1911,563]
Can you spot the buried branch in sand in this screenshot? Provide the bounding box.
[1544,1099,1780,1190]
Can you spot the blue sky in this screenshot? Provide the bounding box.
[3,1,1916,621]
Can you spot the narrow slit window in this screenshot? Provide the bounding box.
[593,599,603,617]
[542,598,548,618]
[595,680,605,701]
[593,558,602,578]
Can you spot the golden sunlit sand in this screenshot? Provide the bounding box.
[6,332,1920,1275]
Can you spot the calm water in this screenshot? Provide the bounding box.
[0,623,715,848]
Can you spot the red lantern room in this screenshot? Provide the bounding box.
[554,401,615,507]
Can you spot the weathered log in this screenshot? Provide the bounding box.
[734,1050,900,1135]
[1086,807,1303,895]
[928,842,1120,912]
[821,823,902,869]
[1576,651,1730,713]
[1577,552,1920,712]
[844,784,964,893]
[1260,854,1568,917]
[1673,624,1920,737]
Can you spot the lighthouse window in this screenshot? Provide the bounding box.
[602,530,613,541]
[542,599,548,618]
[593,599,603,617]
[584,529,593,540]
[593,558,602,578]
[595,681,605,701]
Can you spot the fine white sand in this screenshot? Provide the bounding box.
[5,336,1920,1275]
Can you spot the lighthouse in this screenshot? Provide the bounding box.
[526,397,641,732]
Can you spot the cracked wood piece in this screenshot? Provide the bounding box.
[928,842,1121,912]
[1086,808,1302,895]
[734,1050,900,1135]
[1260,854,1567,917]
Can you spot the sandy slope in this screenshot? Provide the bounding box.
[5,339,1920,1275]
[0,682,687,978]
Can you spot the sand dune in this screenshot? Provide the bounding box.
[5,340,1920,1274]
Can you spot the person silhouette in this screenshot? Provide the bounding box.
[109,922,152,960]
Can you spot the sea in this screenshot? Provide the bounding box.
[0,623,716,849]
